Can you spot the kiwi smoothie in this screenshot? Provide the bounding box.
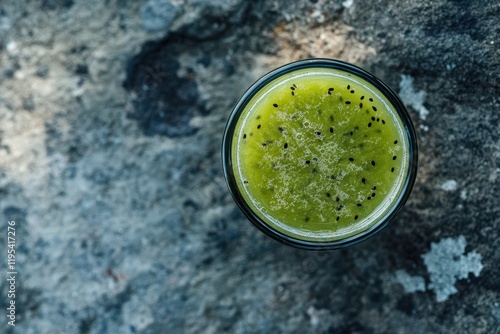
[223,60,417,249]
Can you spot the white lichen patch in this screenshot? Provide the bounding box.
[460,189,468,200]
[342,0,354,8]
[307,306,333,330]
[399,75,429,120]
[394,270,426,293]
[441,179,458,192]
[421,236,483,302]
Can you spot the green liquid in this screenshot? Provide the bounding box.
[232,68,409,242]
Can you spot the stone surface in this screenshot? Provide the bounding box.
[0,0,498,333]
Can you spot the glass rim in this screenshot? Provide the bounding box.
[221,58,418,251]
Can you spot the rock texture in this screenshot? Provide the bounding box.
[0,0,498,333]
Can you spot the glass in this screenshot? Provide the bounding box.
[222,59,418,250]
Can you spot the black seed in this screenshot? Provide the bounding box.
[369,98,373,102]
[284,143,288,149]
[330,175,335,180]
[368,197,371,200]
[371,116,375,121]
[382,120,386,124]
[328,87,334,92]
[372,192,376,197]
[312,157,318,162]
[293,84,297,88]
[336,197,340,202]
[391,167,395,172]
[257,124,261,129]
[326,192,331,197]
[376,118,380,122]
[368,122,372,127]
[262,143,266,146]
[357,203,362,207]
[372,186,377,190]
[273,103,278,108]
[336,216,340,221]
[361,96,365,100]
[350,131,353,136]
[350,90,355,93]
[372,106,377,111]
[394,140,398,144]
[347,85,351,89]
[337,204,343,211]
[278,126,284,132]
[305,217,310,222]
[329,115,334,121]
[354,215,359,220]
[362,177,366,184]
[315,131,321,136]
[345,101,351,105]
[243,134,247,139]
[330,126,334,133]
[349,157,354,161]
[291,86,295,90]
[359,103,363,108]
[328,91,331,95]
[371,160,376,166]
[305,160,311,164]
[291,91,295,96]
[393,155,397,160]
[244,180,248,184]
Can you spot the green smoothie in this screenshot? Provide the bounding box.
[229,65,411,243]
